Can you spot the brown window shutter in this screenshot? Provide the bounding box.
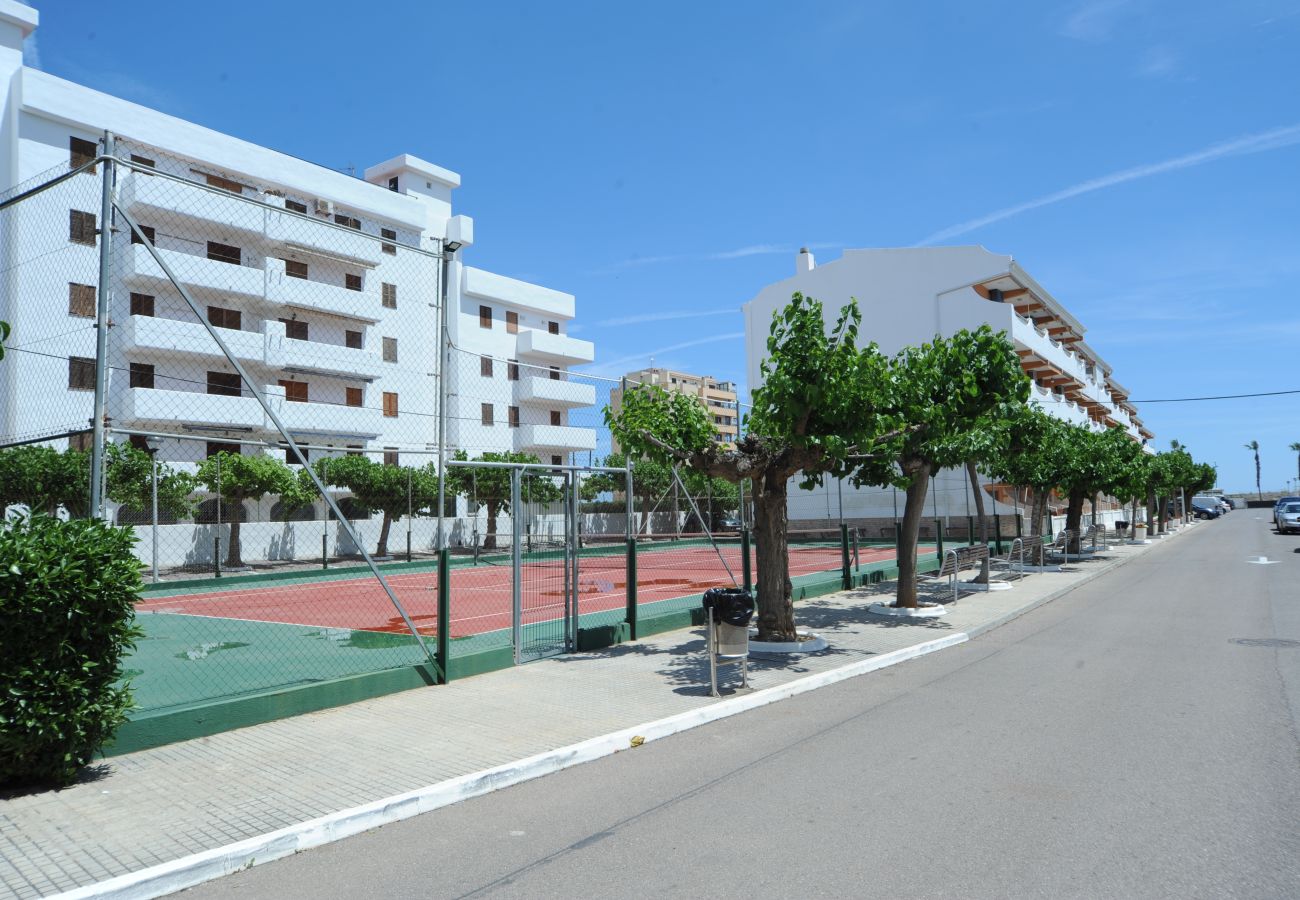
[383,337,398,363]
[68,283,96,318]
[130,292,156,316]
[506,311,519,334]
[383,392,399,417]
[345,387,363,407]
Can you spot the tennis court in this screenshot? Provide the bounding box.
[124,534,913,714]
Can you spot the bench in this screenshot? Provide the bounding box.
[921,544,994,604]
[1041,529,1077,564]
[1080,523,1108,551]
[990,537,1026,581]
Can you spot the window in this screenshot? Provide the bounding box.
[70,431,93,452]
[130,292,155,317]
[383,392,399,417]
[68,283,95,318]
[129,362,155,389]
[551,455,562,467]
[346,445,363,457]
[204,172,244,194]
[70,136,97,171]
[128,435,149,452]
[550,410,562,426]
[479,305,492,329]
[381,282,397,308]
[508,360,519,381]
[130,224,156,246]
[345,330,363,349]
[129,153,155,169]
[206,441,240,458]
[207,305,242,330]
[505,310,518,334]
[480,356,493,377]
[69,210,96,246]
[384,448,400,466]
[345,387,363,407]
[334,213,361,230]
[549,366,560,381]
[285,259,308,279]
[383,337,397,363]
[481,403,494,426]
[284,199,308,214]
[508,406,520,428]
[68,356,95,391]
[207,371,242,397]
[280,318,308,340]
[548,321,559,335]
[278,379,308,402]
[381,227,397,255]
[387,176,399,192]
[207,241,241,265]
[345,273,362,292]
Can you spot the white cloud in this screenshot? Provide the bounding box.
[1060,0,1133,41]
[1138,45,1179,78]
[581,332,746,378]
[590,242,840,275]
[915,123,1300,245]
[595,308,738,328]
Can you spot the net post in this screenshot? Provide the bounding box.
[322,533,328,570]
[741,526,752,593]
[840,523,851,590]
[967,515,975,547]
[994,513,1003,555]
[89,131,115,518]
[936,519,944,557]
[625,535,638,641]
[510,467,522,665]
[437,548,451,683]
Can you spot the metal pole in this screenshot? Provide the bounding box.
[214,454,222,578]
[738,478,746,529]
[437,548,451,682]
[88,131,116,518]
[670,465,737,586]
[321,457,328,569]
[435,246,452,551]
[510,467,522,664]
[568,471,578,651]
[406,467,413,562]
[150,449,159,585]
[837,476,844,528]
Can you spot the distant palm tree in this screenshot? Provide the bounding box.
[1245,440,1261,500]
[1290,441,1300,486]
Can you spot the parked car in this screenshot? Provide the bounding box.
[1191,502,1221,520]
[1217,496,1235,511]
[1277,502,1300,535]
[1274,497,1300,526]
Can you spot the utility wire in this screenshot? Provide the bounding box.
[1126,388,1300,403]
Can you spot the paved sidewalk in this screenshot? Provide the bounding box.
[0,526,1197,899]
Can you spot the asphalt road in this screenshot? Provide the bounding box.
[187,511,1300,899]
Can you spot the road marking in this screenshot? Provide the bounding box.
[1246,556,1279,565]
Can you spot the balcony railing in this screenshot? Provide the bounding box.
[265,202,383,267]
[516,329,595,365]
[118,170,264,238]
[117,314,263,362]
[517,376,596,408]
[265,258,382,323]
[518,423,598,452]
[122,243,265,299]
[119,387,265,431]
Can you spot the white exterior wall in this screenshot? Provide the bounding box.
[743,246,1150,520]
[0,6,596,477]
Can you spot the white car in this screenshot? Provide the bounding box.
[1278,502,1300,535]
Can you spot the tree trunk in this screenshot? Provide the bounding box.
[484,500,500,550]
[376,510,393,558]
[1065,490,1086,554]
[1146,489,1157,534]
[895,460,932,608]
[752,470,796,641]
[966,461,990,583]
[225,497,244,568]
[1029,488,1048,565]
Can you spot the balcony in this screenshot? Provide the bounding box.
[265,204,383,267]
[269,397,383,438]
[117,314,263,363]
[264,322,385,380]
[122,243,265,300]
[1009,313,1088,385]
[518,423,597,453]
[516,376,596,409]
[118,171,264,237]
[515,329,595,365]
[120,387,265,431]
[265,259,382,323]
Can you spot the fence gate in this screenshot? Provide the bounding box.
[513,464,575,661]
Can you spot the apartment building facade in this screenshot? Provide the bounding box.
[743,246,1153,522]
[0,2,595,476]
[608,367,740,452]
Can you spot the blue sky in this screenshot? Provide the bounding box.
[21,1,1300,493]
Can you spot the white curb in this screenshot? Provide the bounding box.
[52,633,968,900]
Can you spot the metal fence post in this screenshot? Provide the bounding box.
[840,523,851,590]
[149,448,159,584]
[967,515,975,547]
[936,519,944,557]
[741,526,753,594]
[214,454,222,578]
[994,513,1003,556]
[89,131,115,518]
[510,467,522,665]
[437,548,451,683]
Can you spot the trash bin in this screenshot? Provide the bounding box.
[702,588,754,696]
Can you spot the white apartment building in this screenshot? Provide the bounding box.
[743,246,1154,522]
[0,2,595,476]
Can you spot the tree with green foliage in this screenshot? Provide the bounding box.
[447,451,562,549]
[608,293,896,640]
[1245,440,1261,500]
[0,320,8,361]
[868,326,1030,608]
[581,452,674,532]
[196,452,312,568]
[1056,426,1135,551]
[104,442,197,521]
[316,456,439,558]
[0,443,194,521]
[1290,441,1300,486]
[985,407,1073,563]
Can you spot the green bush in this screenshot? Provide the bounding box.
[0,515,142,788]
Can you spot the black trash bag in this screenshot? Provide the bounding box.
[702,587,755,627]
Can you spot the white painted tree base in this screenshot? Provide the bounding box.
[747,631,829,654]
[958,580,1013,592]
[1019,564,1064,573]
[868,602,948,618]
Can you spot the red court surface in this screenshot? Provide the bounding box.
[136,543,908,638]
